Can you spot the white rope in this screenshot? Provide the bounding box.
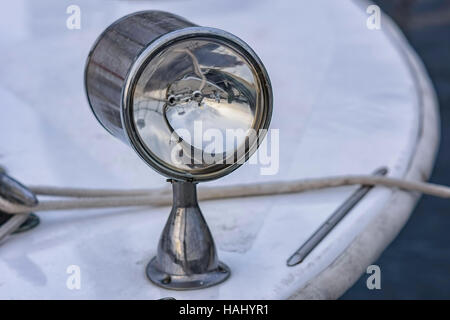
[2,174,450,242]
[1,175,450,215]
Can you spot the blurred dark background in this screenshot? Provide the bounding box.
[342,0,450,299]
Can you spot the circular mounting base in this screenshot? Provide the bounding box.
[14,213,40,234]
[0,213,40,234]
[146,257,230,291]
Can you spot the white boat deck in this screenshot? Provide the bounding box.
[0,0,438,299]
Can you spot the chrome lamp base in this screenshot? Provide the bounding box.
[146,180,230,290]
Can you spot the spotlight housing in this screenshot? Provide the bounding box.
[85,11,272,290]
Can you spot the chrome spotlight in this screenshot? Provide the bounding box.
[85,11,273,290]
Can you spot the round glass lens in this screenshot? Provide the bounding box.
[132,37,264,175]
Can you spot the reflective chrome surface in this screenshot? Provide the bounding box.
[146,180,230,290]
[0,172,37,208]
[85,11,272,181]
[133,38,262,176]
[85,11,271,290]
[85,11,195,142]
[0,171,40,237]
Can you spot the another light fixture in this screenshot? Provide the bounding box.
[85,11,272,290]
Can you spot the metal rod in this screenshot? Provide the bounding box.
[286,167,388,267]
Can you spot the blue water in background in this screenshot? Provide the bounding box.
[342,0,450,299]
